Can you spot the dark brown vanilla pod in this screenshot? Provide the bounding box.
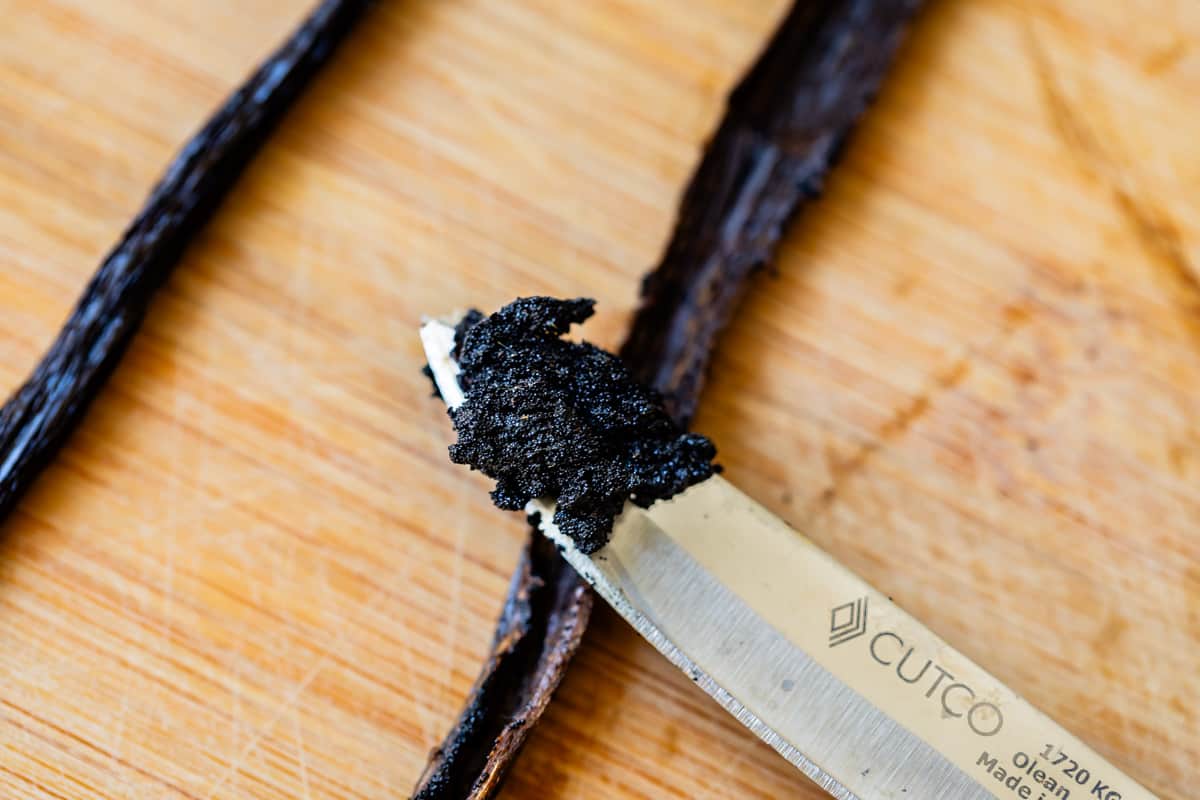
[414,2,922,797]
[622,0,924,425]
[0,0,375,521]
[413,530,592,799]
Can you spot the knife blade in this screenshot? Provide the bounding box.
[420,319,1157,800]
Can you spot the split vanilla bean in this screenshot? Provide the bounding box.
[412,1,923,797]
[0,0,374,520]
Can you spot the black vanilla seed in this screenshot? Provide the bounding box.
[446,297,718,553]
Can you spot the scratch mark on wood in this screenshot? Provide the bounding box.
[202,655,329,800]
[812,356,971,512]
[1143,38,1188,76]
[808,290,1040,517]
[442,69,552,174]
[291,703,314,800]
[1092,609,1130,656]
[3,700,202,799]
[1024,27,1200,332]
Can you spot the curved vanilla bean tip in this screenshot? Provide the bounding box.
[414,2,923,796]
[0,0,375,521]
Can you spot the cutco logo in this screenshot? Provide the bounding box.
[828,599,1004,737]
[829,597,869,646]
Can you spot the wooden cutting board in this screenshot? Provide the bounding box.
[1,0,1197,797]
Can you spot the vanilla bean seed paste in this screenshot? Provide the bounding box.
[447,296,718,553]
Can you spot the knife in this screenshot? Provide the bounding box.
[420,319,1157,800]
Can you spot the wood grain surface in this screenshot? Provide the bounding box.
[1,0,1197,797]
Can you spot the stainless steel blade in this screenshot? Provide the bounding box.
[530,489,981,799]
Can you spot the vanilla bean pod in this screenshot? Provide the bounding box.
[0,0,374,520]
[412,1,922,797]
